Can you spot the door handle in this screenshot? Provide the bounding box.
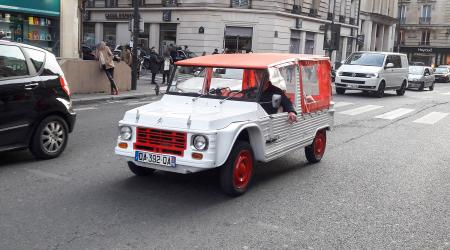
[24,83,39,90]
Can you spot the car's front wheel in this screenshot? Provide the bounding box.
[375,81,385,98]
[429,82,435,91]
[336,87,346,95]
[30,115,69,159]
[220,141,254,197]
[396,81,407,96]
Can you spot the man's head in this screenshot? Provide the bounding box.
[263,80,272,91]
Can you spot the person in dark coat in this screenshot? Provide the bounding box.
[259,80,297,123]
[148,47,161,84]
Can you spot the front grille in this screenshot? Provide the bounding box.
[342,79,365,84]
[341,72,369,78]
[134,127,187,156]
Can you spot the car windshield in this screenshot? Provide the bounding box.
[409,66,425,75]
[434,67,448,73]
[168,66,267,101]
[344,53,386,67]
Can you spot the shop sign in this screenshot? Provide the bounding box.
[417,47,433,53]
[0,0,60,16]
[105,12,133,20]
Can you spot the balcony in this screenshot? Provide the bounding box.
[230,0,251,8]
[419,17,431,24]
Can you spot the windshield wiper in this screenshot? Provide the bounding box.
[219,90,245,104]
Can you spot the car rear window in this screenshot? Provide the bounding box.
[0,44,29,78]
[23,48,46,72]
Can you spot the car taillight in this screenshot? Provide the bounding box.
[59,75,71,97]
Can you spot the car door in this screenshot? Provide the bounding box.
[0,44,40,148]
[384,55,396,87]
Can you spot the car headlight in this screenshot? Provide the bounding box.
[366,73,378,78]
[192,135,208,151]
[119,126,132,141]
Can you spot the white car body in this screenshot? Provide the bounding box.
[335,52,409,96]
[407,66,435,90]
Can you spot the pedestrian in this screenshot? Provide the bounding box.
[169,45,178,62]
[96,41,119,95]
[212,48,219,54]
[122,45,132,67]
[149,47,162,85]
[161,51,173,85]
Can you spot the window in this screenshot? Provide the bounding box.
[421,30,431,45]
[278,64,299,108]
[302,64,319,97]
[224,26,253,53]
[346,38,353,59]
[289,30,301,54]
[231,0,250,8]
[312,0,320,10]
[23,48,45,72]
[420,5,431,24]
[103,23,116,47]
[399,5,406,24]
[386,55,401,68]
[83,23,96,47]
[304,32,315,54]
[0,45,28,78]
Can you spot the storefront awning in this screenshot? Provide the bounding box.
[0,0,60,16]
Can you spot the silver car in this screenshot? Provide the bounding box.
[408,66,435,91]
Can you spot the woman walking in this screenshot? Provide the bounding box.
[97,41,119,95]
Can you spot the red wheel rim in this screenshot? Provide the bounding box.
[233,150,253,189]
[314,131,326,159]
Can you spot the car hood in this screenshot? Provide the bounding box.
[121,94,266,131]
[408,74,424,81]
[338,64,381,74]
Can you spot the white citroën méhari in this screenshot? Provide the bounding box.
[115,53,334,196]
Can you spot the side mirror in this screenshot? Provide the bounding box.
[385,63,394,68]
[272,94,281,109]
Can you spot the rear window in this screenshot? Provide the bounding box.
[0,44,29,78]
[23,48,46,72]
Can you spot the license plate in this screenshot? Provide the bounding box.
[135,151,176,167]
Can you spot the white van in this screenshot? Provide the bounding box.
[335,52,409,98]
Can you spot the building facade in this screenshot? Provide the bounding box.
[398,0,450,66]
[358,0,398,52]
[82,0,360,64]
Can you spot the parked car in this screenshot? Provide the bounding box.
[335,52,409,98]
[408,66,435,91]
[433,67,450,82]
[115,53,334,196]
[0,40,76,159]
[81,45,96,60]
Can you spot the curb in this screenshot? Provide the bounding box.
[72,92,161,105]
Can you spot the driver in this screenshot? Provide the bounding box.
[260,80,297,123]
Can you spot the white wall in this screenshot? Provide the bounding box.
[60,0,80,58]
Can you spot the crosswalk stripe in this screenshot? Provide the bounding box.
[339,105,383,116]
[333,102,354,108]
[375,108,415,120]
[413,112,449,124]
[442,92,450,95]
[73,107,97,111]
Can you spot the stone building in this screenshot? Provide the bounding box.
[398,0,450,65]
[358,0,398,52]
[82,0,360,64]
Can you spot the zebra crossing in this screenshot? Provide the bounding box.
[335,101,449,125]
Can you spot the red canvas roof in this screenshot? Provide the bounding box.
[175,53,329,69]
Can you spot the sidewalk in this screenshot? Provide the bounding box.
[72,76,165,105]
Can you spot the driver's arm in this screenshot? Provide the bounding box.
[281,94,297,115]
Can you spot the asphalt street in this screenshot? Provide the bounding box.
[1,84,450,249]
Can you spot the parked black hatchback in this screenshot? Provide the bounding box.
[0,40,76,159]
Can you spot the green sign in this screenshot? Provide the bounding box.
[0,0,60,16]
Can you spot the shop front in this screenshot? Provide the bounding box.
[400,46,450,66]
[0,0,60,55]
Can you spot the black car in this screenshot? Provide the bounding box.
[0,40,76,159]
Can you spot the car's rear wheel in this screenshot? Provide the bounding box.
[128,161,155,176]
[305,130,327,163]
[220,141,254,197]
[396,81,407,96]
[336,87,346,95]
[429,82,435,91]
[375,81,385,98]
[30,115,68,159]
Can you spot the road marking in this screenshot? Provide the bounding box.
[413,112,449,124]
[339,105,383,116]
[125,101,153,106]
[27,169,71,182]
[73,107,98,111]
[333,102,354,108]
[442,92,450,95]
[375,108,415,120]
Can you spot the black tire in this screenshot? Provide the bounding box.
[305,130,327,163]
[396,81,407,96]
[429,82,435,91]
[220,141,254,197]
[30,115,69,160]
[418,82,424,91]
[336,87,346,95]
[128,161,155,176]
[375,81,385,98]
